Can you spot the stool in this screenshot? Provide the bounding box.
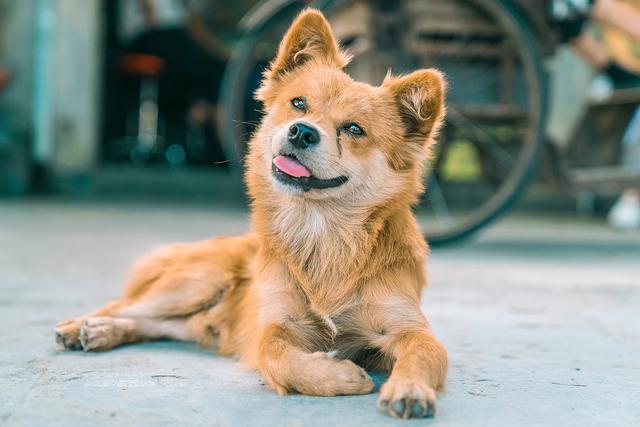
[120,53,165,163]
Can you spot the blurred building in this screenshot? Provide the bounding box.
[0,1,102,193]
[0,0,256,197]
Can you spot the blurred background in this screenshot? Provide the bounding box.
[1,0,640,244]
[2,2,640,425]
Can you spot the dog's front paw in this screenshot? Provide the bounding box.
[55,319,83,350]
[268,351,374,397]
[309,352,374,396]
[377,378,436,419]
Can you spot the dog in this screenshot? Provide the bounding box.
[55,9,448,419]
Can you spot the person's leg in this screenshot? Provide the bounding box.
[571,30,610,68]
[593,0,640,41]
[608,107,640,229]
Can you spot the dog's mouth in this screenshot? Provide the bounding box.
[272,154,348,192]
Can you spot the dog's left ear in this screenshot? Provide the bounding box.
[257,9,349,101]
[384,69,446,146]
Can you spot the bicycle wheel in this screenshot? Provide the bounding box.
[218,0,318,174]
[220,0,546,246]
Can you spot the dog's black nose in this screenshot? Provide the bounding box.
[288,122,319,149]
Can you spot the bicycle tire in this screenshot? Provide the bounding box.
[420,0,547,245]
[219,0,547,246]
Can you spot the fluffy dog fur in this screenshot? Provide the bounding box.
[55,9,448,419]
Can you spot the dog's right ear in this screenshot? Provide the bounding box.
[257,9,349,102]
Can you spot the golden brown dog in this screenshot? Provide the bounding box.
[55,9,448,419]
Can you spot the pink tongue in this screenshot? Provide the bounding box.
[273,155,311,178]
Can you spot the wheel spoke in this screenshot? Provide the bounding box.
[225,0,544,244]
[427,174,452,223]
[447,106,515,171]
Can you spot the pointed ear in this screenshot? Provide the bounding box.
[265,8,350,81]
[383,69,446,145]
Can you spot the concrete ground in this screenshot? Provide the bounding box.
[1,198,639,427]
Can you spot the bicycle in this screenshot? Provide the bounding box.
[219,0,640,245]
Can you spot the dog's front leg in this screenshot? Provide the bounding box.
[246,262,374,397]
[258,323,374,396]
[377,329,448,418]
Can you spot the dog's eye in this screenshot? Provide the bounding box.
[344,123,365,136]
[291,97,307,111]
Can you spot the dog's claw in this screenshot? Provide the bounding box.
[378,378,437,419]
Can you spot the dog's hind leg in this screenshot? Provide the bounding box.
[76,308,230,351]
[55,234,258,351]
[76,316,192,351]
[55,300,127,350]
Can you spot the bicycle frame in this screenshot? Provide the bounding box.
[220,0,548,245]
[222,0,638,244]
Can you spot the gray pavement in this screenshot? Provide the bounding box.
[1,199,639,427]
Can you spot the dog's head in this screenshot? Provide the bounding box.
[249,9,445,205]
